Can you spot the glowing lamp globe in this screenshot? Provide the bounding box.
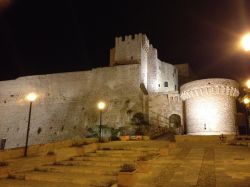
[246,79,250,89]
[26,93,37,102]
[97,101,106,110]
[243,97,250,105]
[241,33,250,51]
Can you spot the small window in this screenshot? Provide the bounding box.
[175,85,177,90]
[164,82,168,87]
[158,84,160,87]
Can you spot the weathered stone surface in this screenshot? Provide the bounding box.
[0,65,143,148]
[0,33,181,149]
[180,78,239,135]
[110,33,178,93]
[148,92,183,131]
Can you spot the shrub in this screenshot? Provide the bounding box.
[47,151,55,155]
[120,164,136,172]
[131,112,150,135]
[137,153,157,161]
[0,161,8,167]
[137,156,148,161]
[131,112,148,126]
[71,142,89,147]
[111,128,120,140]
[118,126,136,136]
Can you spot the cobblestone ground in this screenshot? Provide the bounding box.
[153,147,191,187]
[135,141,250,187]
[196,147,216,187]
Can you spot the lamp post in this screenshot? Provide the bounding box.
[240,33,250,133]
[241,79,250,135]
[97,101,106,142]
[24,92,37,157]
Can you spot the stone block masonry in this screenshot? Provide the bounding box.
[1,33,238,149]
[0,64,144,149]
[148,92,183,132]
[180,78,239,135]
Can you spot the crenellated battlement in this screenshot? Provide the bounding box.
[180,79,239,100]
[111,33,177,94]
[181,86,239,100]
[115,33,148,45]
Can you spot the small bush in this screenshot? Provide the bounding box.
[34,167,48,172]
[137,153,156,161]
[0,161,8,167]
[47,151,55,156]
[137,156,148,161]
[7,174,24,180]
[71,142,89,147]
[131,112,150,135]
[120,164,136,172]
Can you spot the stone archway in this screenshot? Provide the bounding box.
[169,114,181,129]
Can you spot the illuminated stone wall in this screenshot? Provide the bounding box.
[0,65,143,149]
[148,92,183,131]
[180,79,239,135]
[157,61,178,92]
[0,34,183,149]
[109,33,178,93]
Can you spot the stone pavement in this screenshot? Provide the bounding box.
[1,138,250,186]
[135,140,250,187]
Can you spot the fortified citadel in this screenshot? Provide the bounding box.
[0,34,239,149]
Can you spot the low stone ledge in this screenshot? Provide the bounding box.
[0,138,98,161]
[175,135,235,144]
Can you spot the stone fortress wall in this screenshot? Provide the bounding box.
[0,31,183,149]
[110,33,182,129]
[148,92,183,129]
[0,65,144,149]
[110,33,178,93]
[180,79,239,135]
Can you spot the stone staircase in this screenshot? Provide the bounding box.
[0,142,161,187]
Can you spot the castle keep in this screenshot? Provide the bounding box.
[0,34,239,149]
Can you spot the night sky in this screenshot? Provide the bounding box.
[0,0,250,84]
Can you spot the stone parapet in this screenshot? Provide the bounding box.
[180,78,239,100]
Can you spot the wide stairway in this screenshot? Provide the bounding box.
[0,141,164,187]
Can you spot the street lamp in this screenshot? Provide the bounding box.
[24,92,37,157]
[244,97,250,105]
[97,101,106,142]
[241,33,250,51]
[246,79,250,89]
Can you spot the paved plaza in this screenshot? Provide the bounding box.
[0,138,250,186]
[135,139,250,187]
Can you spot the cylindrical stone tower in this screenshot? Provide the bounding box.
[180,79,239,135]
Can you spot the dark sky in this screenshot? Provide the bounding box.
[0,0,250,83]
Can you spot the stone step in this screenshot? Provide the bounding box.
[99,147,159,151]
[53,160,135,167]
[71,156,137,162]
[34,165,120,175]
[86,152,142,157]
[0,179,85,187]
[96,149,158,154]
[9,171,116,186]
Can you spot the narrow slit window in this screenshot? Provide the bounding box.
[164,82,168,87]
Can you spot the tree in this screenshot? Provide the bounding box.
[131,112,149,135]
